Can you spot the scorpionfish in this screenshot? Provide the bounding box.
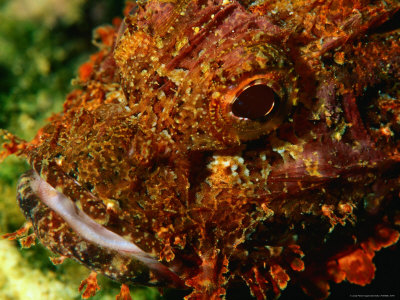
[1,0,400,299]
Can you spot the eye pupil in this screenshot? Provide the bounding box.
[231,84,277,120]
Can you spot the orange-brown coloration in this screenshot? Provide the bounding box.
[1,223,31,241]
[1,0,400,299]
[269,264,289,291]
[18,233,36,248]
[49,255,67,265]
[79,272,101,299]
[335,249,376,285]
[116,284,133,300]
[327,225,399,286]
[290,257,305,272]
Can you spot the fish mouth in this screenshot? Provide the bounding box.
[17,169,186,289]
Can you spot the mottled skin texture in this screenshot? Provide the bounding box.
[2,0,400,299]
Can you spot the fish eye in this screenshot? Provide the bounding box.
[231,83,278,120]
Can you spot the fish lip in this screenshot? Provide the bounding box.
[17,169,187,289]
